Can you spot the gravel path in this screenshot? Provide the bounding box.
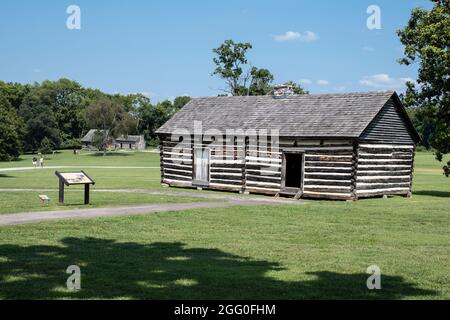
[0,188,303,226]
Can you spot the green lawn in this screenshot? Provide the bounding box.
[0,167,163,190]
[0,150,449,299]
[0,150,163,190]
[0,149,160,168]
[0,191,213,215]
[0,150,213,214]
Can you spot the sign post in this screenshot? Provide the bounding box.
[55,171,95,204]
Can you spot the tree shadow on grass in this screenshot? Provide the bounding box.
[87,152,133,157]
[414,190,450,198]
[0,238,438,300]
[0,174,15,178]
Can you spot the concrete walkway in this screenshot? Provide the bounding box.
[0,188,303,226]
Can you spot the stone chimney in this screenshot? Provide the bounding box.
[273,84,294,98]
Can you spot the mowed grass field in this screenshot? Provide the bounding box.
[0,150,449,299]
[0,150,216,214]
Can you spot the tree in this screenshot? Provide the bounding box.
[39,137,53,155]
[247,68,274,96]
[212,40,307,96]
[173,96,191,111]
[137,99,184,144]
[23,115,61,153]
[19,91,61,152]
[91,130,109,152]
[398,0,450,175]
[0,81,30,110]
[213,40,253,95]
[38,79,88,145]
[0,96,23,161]
[282,81,308,94]
[84,97,136,153]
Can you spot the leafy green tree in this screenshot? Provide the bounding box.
[84,97,137,153]
[38,137,53,155]
[173,96,191,111]
[213,40,307,97]
[213,40,253,95]
[247,68,274,96]
[137,103,154,143]
[0,96,23,161]
[19,91,61,152]
[398,0,450,175]
[138,99,180,144]
[282,81,308,94]
[38,79,88,144]
[91,130,109,152]
[23,116,61,153]
[0,81,30,110]
[0,78,193,158]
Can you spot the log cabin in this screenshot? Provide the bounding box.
[156,90,420,200]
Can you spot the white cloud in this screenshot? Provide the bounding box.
[273,31,318,42]
[299,79,312,85]
[359,73,415,89]
[317,80,329,86]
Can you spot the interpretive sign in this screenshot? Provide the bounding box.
[55,171,95,204]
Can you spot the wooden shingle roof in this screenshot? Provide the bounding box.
[80,129,109,142]
[115,135,143,143]
[157,91,416,139]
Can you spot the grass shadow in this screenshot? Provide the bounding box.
[0,158,25,163]
[87,152,132,157]
[414,190,450,198]
[0,238,437,299]
[0,174,15,178]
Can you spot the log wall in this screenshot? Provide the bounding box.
[160,138,247,192]
[159,137,415,200]
[208,139,245,192]
[242,139,355,198]
[355,143,414,198]
[244,145,282,194]
[161,139,194,187]
[298,142,354,200]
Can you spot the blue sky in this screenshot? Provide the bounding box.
[0,0,431,101]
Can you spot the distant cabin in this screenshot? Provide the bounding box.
[114,134,146,150]
[81,129,146,150]
[156,91,420,200]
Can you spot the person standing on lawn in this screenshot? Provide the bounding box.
[39,156,44,168]
[32,157,37,168]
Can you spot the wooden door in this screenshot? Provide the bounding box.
[193,148,210,186]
